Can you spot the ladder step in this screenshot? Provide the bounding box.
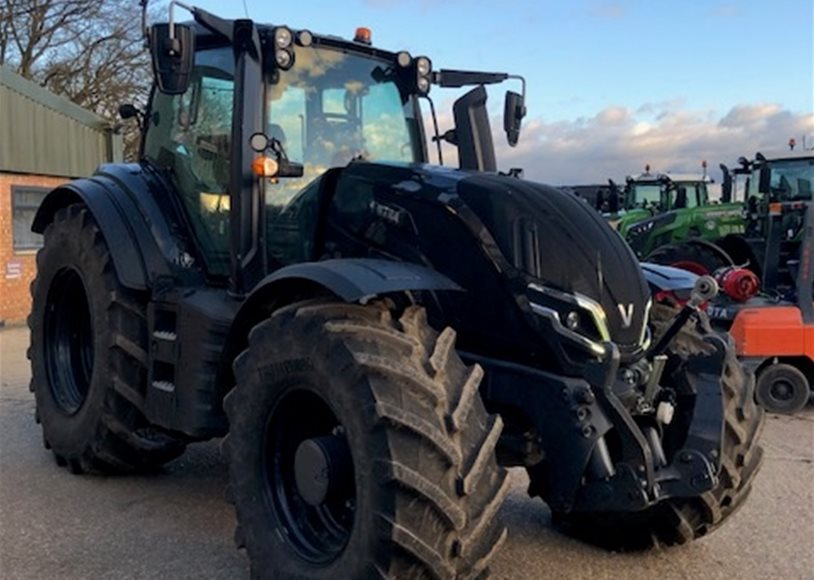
[151,381,176,393]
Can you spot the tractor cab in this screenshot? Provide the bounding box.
[721,149,814,238]
[142,7,527,294]
[623,171,712,212]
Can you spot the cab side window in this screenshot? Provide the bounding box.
[143,47,235,276]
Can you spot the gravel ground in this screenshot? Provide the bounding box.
[1,325,812,580]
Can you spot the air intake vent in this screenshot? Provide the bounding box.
[512,217,542,278]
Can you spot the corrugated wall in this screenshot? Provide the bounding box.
[0,66,123,178]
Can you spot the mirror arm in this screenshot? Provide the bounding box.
[166,1,235,44]
[507,74,527,108]
[168,1,195,43]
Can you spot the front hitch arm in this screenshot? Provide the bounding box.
[648,275,719,359]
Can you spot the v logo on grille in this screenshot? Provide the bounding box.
[618,303,635,328]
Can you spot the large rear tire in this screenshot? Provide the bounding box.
[224,300,509,579]
[647,242,733,276]
[29,204,186,474]
[540,305,764,550]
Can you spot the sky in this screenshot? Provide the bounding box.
[186,0,813,184]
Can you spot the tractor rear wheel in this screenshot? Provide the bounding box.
[224,300,509,579]
[647,242,732,275]
[540,306,764,550]
[29,204,186,474]
[755,363,810,414]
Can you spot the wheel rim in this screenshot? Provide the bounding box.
[44,267,94,415]
[769,379,795,403]
[264,388,355,564]
[671,260,710,276]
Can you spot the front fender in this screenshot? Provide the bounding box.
[258,258,462,302]
[216,258,463,398]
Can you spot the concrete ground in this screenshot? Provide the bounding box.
[1,325,812,580]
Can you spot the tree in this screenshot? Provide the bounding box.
[1,0,154,160]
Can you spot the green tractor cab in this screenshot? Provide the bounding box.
[612,170,746,266]
[648,149,814,278]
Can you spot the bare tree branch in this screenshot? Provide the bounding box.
[2,0,157,160]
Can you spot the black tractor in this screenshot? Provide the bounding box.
[28,4,763,578]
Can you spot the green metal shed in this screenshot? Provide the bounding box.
[0,65,123,178]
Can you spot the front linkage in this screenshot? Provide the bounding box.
[478,276,763,547]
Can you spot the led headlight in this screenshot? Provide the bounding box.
[414,55,432,95]
[272,27,295,70]
[275,49,292,69]
[275,27,293,48]
[296,30,313,47]
[396,51,412,68]
[527,282,611,357]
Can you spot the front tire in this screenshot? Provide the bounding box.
[224,300,509,579]
[29,204,185,474]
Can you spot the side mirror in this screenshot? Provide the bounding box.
[118,103,140,120]
[608,189,620,213]
[150,23,195,95]
[758,164,771,194]
[503,90,526,147]
[720,163,732,203]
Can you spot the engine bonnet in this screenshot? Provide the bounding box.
[456,173,651,351]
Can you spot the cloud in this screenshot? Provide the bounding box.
[709,2,740,18]
[590,2,627,20]
[485,102,813,185]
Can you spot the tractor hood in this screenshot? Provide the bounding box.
[455,173,651,352]
[328,161,651,357]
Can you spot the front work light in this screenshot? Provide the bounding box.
[414,55,432,95]
[273,26,295,70]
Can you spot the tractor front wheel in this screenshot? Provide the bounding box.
[224,300,509,579]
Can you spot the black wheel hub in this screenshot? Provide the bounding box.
[43,267,94,414]
[770,380,793,401]
[294,434,353,507]
[265,390,355,564]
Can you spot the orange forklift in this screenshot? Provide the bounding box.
[708,201,814,413]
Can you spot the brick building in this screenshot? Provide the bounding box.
[0,66,122,325]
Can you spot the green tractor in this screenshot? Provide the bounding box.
[609,169,745,270]
[648,148,814,278]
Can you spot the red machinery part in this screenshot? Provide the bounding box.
[715,266,760,302]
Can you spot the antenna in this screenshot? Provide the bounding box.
[140,0,149,47]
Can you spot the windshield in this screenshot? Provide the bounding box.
[670,182,701,208]
[264,45,422,208]
[629,184,662,208]
[749,159,814,200]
